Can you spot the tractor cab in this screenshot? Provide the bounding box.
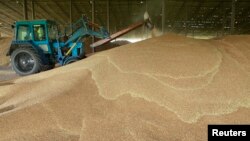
[13,19,58,54]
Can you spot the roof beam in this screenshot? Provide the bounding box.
[0,1,23,18]
[0,2,23,20]
[0,16,14,26]
[45,3,66,23]
[51,0,69,21]
[35,2,64,24]
[0,11,16,25]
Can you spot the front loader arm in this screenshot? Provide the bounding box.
[64,17,109,46]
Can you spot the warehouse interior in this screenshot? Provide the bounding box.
[0,0,249,39]
[0,1,249,141]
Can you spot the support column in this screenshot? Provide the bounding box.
[231,0,236,34]
[184,4,188,36]
[69,0,73,33]
[92,0,95,27]
[23,0,28,20]
[70,0,72,26]
[107,0,110,32]
[221,2,225,36]
[162,0,165,33]
[145,0,148,38]
[91,0,95,52]
[31,0,35,20]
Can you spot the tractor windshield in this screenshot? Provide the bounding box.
[48,23,58,40]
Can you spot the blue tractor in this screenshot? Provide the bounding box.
[6,16,109,76]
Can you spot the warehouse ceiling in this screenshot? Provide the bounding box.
[0,0,250,38]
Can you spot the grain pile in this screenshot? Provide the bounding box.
[0,37,12,66]
[0,34,249,141]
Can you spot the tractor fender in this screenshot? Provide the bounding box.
[6,41,51,66]
[6,41,40,56]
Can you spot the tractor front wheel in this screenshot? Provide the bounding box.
[11,47,42,76]
[63,57,80,65]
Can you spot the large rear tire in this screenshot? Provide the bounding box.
[11,47,42,76]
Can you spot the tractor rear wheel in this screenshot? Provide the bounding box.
[11,47,42,76]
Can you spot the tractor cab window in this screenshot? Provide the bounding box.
[33,24,46,41]
[48,24,58,40]
[17,25,31,40]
